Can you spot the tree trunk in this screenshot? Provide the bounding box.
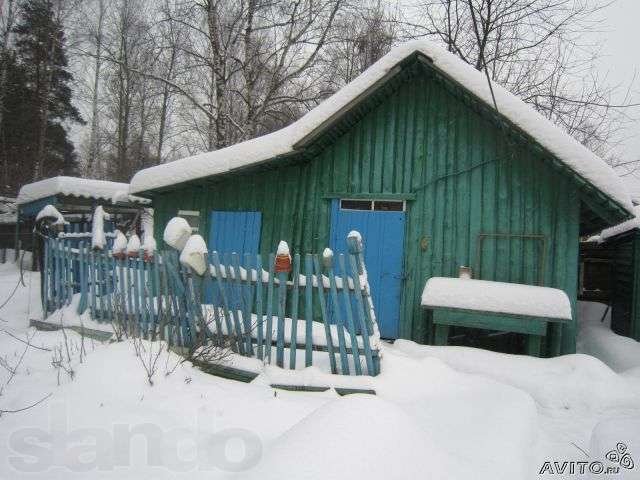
[86,0,105,175]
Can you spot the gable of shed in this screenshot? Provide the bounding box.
[294,55,626,235]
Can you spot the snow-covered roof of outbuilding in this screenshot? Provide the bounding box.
[129,40,632,214]
[587,204,640,243]
[17,176,150,205]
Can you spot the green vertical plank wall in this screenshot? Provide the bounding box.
[608,233,640,341]
[151,66,581,355]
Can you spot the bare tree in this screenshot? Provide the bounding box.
[325,0,398,86]
[0,0,17,191]
[84,0,106,176]
[400,0,638,159]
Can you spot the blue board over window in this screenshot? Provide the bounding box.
[329,199,406,339]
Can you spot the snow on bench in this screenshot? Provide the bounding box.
[421,277,572,321]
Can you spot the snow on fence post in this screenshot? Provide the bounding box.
[91,206,109,251]
[275,241,291,367]
[323,248,350,375]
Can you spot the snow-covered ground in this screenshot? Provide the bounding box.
[0,262,638,479]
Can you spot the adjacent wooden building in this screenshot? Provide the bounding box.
[16,176,150,263]
[580,204,640,342]
[130,41,632,356]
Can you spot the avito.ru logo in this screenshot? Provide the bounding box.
[539,442,634,476]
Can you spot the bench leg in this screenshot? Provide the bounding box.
[526,334,542,357]
[433,324,450,346]
[548,323,562,357]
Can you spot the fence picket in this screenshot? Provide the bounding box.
[347,252,376,376]
[289,253,300,370]
[312,254,337,375]
[304,254,313,367]
[255,254,264,360]
[275,254,288,368]
[42,239,50,315]
[338,254,362,375]
[137,249,149,338]
[230,253,246,355]
[324,251,349,375]
[102,251,113,324]
[210,251,240,353]
[264,253,275,363]
[242,253,254,355]
[151,254,161,341]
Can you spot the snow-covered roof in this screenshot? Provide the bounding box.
[421,277,572,320]
[129,40,632,214]
[17,176,150,205]
[588,204,640,243]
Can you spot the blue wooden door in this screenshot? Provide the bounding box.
[209,211,262,256]
[329,200,405,339]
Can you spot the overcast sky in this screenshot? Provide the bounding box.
[588,0,640,166]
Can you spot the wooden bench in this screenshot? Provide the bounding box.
[421,277,572,357]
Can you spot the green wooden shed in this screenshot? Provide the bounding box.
[130,40,632,356]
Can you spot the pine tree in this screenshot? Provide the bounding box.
[6,0,83,190]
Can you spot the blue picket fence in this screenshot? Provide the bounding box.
[42,233,381,376]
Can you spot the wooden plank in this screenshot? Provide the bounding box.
[125,257,133,328]
[77,242,88,315]
[230,253,247,354]
[138,250,149,337]
[431,309,548,336]
[323,250,350,375]
[64,242,73,305]
[289,253,301,370]
[304,254,313,367]
[312,254,337,374]
[346,252,376,376]
[255,254,264,359]
[42,239,50,315]
[242,253,255,355]
[160,253,175,345]
[275,252,288,368]
[264,253,276,362]
[526,334,543,357]
[338,253,362,375]
[210,251,240,352]
[433,323,449,346]
[151,254,162,340]
[102,251,113,324]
